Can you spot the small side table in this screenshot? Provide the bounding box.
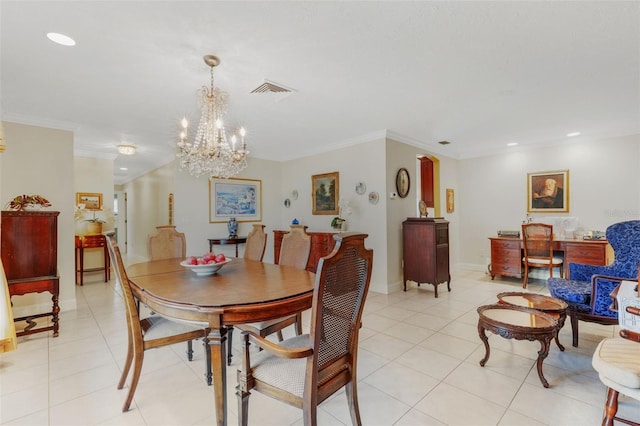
[496,292,568,351]
[477,304,559,388]
[208,236,247,257]
[75,235,111,286]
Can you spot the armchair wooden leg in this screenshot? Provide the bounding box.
[295,312,303,335]
[345,381,363,426]
[570,313,579,347]
[122,351,144,412]
[603,387,618,426]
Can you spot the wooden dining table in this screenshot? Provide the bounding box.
[126,257,316,426]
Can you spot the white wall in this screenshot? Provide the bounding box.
[458,135,640,270]
[0,122,76,314]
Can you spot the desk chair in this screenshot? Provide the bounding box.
[237,225,311,346]
[105,233,210,412]
[521,223,563,289]
[592,276,640,425]
[548,220,640,346]
[226,224,268,365]
[237,233,373,426]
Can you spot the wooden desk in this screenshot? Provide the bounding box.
[208,236,247,257]
[126,257,315,426]
[489,237,610,280]
[75,234,111,286]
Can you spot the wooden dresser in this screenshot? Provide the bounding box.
[489,237,610,280]
[402,218,451,297]
[1,210,60,337]
[273,230,337,273]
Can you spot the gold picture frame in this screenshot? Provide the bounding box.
[527,170,569,213]
[76,192,103,210]
[312,171,339,215]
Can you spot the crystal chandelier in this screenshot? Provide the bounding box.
[176,55,249,179]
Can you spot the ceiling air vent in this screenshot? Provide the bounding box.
[250,79,295,94]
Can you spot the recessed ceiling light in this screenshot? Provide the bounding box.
[46,32,76,46]
[507,142,518,147]
[119,167,128,171]
[567,132,581,137]
[117,144,136,155]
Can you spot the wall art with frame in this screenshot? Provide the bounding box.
[312,171,339,215]
[209,178,262,223]
[527,170,569,213]
[76,192,102,210]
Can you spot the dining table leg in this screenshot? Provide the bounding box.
[208,326,228,426]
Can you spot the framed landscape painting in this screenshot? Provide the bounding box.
[76,192,102,210]
[312,171,339,215]
[527,170,569,213]
[209,178,262,223]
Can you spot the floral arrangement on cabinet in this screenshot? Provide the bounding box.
[331,198,352,231]
[75,204,114,235]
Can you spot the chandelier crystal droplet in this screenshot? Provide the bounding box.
[176,55,249,179]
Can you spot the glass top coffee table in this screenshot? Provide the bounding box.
[496,292,568,351]
[477,304,559,388]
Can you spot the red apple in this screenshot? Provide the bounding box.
[187,256,198,265]
[214,253,226,263]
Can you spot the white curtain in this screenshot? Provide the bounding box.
[0,259,17,353]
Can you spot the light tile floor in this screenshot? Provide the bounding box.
[2,269,640,425]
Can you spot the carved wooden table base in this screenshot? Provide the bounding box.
[477,304,559,388]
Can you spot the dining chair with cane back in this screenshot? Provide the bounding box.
[236,225,311,346]
[236,232,374,426]
[147,225,212,385]
[243,224,267,261]
[521,223,563,289]
[105,232,211,412]
[226,224,268,366]
[148,225,186,260]
[591,272,640,426]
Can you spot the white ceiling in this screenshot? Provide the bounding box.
[2,1,638,184]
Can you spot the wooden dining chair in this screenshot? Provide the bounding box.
[521,223,563,288]
[105,233,211,412]
[237,233,373,426]
[226,224,268,365]
[147,225,212,385]
[236,225,311,346]
[243,224,267,261]
[148,225,186,260]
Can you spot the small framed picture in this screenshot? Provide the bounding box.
[209,178,262,223]
[312,172,339,215]
[76,192,102,210]
[527,170,569,213]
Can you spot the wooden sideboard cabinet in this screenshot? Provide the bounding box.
[488,237,610,280]
[1,210,60,337]
[273,229,337,273]
[402,218,451,297]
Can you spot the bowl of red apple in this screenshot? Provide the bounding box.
[180,252,232,276]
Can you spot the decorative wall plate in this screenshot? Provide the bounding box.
[355,182,366,195]
[368,191,379,205]
[284,198,291,208]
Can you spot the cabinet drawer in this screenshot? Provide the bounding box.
[492,239,521,250]
[490,262,521,277]
[565,244,605,265]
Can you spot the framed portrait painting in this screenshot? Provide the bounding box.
[527,170,569,213]
[209,178,262,223]
[76,192,102,210]
[312,172,339,215]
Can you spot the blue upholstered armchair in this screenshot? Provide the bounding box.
[548,220,640,347]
